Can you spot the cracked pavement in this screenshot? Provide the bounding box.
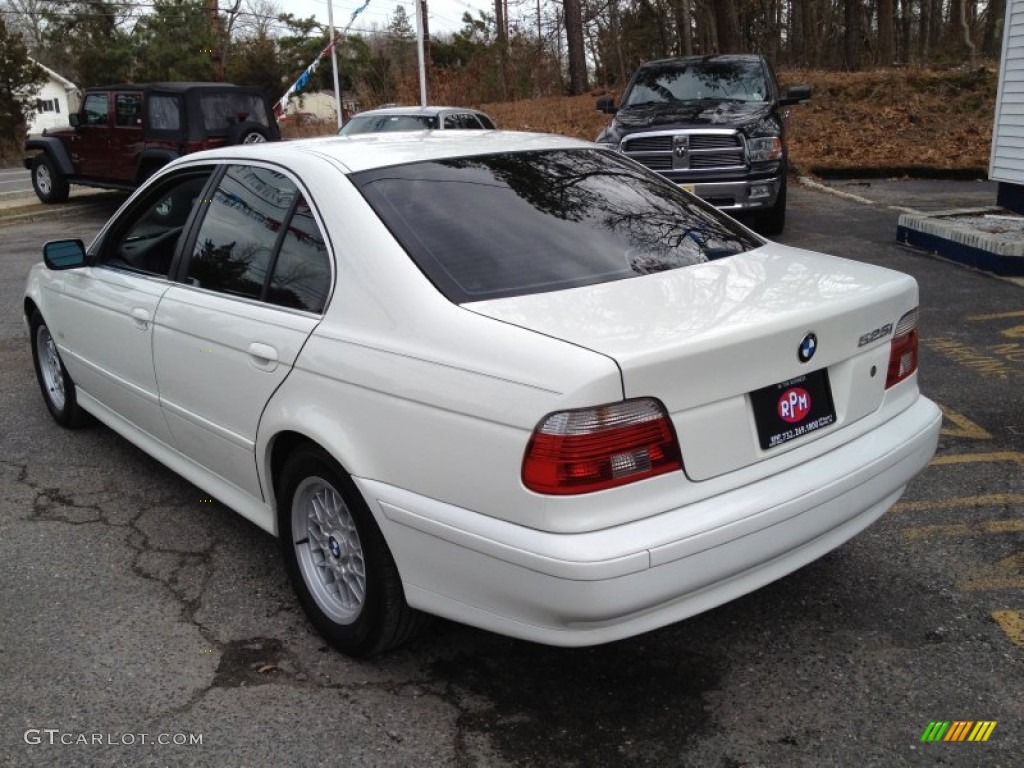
[2,185,1023,767]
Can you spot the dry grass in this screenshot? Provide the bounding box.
[480,66,997,175]
[263,66,1002,177]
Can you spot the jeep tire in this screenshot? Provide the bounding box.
[31,155,70,204]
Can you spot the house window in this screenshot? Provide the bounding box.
[36,99,57,113]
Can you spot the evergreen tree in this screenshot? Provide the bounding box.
[0,15,45,150]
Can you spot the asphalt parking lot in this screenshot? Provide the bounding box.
[1,179,1021,767]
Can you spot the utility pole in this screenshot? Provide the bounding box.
[205,0,224,80]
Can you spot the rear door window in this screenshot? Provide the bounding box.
[184,164,331,311]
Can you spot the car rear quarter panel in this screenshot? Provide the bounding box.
[255,162,624,531]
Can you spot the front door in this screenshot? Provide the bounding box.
[72,92,112,178]
[48,168,217,446]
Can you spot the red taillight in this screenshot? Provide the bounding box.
[522,398,683,495]
[886,308,919,388]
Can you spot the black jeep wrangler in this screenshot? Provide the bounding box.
[25,82,281,203]
[596,54,810,234]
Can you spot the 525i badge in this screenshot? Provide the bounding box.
[858,322,893,347]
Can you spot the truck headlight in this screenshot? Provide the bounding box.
[747,136,782,163]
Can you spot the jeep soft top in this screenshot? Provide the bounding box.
[25,82,281,203]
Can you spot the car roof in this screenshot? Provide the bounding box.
[182,130,593,174]
[350,105,488,118]
[85,82,266,94]
[639,54,765,68]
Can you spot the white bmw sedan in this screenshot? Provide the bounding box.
[24,132,942,656]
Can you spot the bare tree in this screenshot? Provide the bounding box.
[564,0,587,94]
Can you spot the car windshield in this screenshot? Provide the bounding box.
[340,114,439,135]
[625,59,769,106]
[352,149,761,303]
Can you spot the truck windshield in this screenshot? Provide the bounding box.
[625,59,769,106]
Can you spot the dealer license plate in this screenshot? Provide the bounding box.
[750,370,836,450]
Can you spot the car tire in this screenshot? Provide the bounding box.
[278,445,428,656]
[30,310,90,428]
[228,122,270,145]
[756,173,787,236]
[31,155,70,204]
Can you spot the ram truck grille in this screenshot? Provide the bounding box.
[622,130,746,172]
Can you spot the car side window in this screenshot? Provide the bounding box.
[186,164,330,312]
[102,171,214,276]
[147,94,181,131]
[444,113,479,129]
[82,93,108,125]
[477,114,495,129]
[115,94,142,127]
[268,198,330,313]
[187,166,296,299]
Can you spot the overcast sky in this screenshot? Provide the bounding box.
[288,0,495,36]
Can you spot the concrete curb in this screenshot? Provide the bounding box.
[896,207,1024,277]
[0,193,124,228]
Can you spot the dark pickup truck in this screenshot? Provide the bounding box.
[25,82,280,204]
[596,54,811,234]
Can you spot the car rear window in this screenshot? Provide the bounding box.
[340,114,439,134]
[351,149,761,303]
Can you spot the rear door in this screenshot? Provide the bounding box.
[152,163,332,500]
[109,92,144,182]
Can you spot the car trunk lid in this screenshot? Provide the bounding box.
[465,244,919,480]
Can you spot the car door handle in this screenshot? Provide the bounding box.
[131,307,150,329]
[247,342,279,371]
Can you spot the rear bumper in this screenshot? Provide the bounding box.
[357,396,941,647]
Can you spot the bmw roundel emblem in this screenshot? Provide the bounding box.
[798,333,817,363]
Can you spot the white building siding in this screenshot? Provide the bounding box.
[26,79,71,134]
[990,0,1024,182]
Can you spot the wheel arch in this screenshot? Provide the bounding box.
[24,137,74,176]
[24,296,39,324]
[264,430,360,534]
[134,149,180,185]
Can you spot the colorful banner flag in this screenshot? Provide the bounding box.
[275,0,374,115]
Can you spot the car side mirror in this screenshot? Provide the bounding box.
[596,95,617,114]
[779,85,812,106]
[43,239,87,270]
[69,113,81,128]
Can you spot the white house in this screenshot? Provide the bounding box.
[990,0,1024,213]
[26,59,79,135]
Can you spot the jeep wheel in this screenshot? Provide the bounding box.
[228,122,269,145]
[31,155,70,204]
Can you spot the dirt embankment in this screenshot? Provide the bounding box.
[480,66,998,178]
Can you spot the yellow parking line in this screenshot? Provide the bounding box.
[903,519,1024,539]
[929,451,1024,466]
[958,553,1024,591]
[938,406,992,440]
[894,494,1024,514]
[991,610,1024,647]
[967,310,1024,321]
